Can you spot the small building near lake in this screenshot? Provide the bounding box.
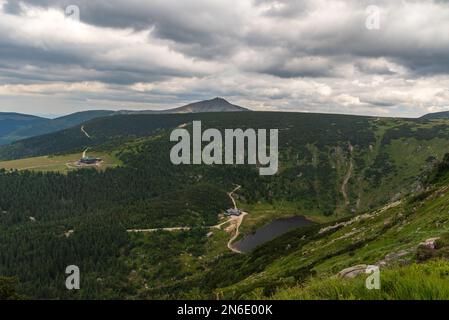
[225,208,241,216]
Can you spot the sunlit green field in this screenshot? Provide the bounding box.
[0,151,121,173]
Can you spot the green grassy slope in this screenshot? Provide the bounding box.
[272,259,449,300]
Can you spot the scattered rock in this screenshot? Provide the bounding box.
[338,265,368,278]
[339,247,417,278]
[419,237,440,250]
[377,249,412,267]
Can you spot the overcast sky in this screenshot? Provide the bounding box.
[1,0,449,117]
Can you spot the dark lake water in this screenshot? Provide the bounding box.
[233,216,314,253]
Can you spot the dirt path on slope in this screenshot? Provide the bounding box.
[128,227,193,233]
[341,161,353,207]
[126,221,234,234]
[228,185,241,209]
[81,125,91,139]
[341,144,354,208]
[227,211,248,254]
[226,184,247,253]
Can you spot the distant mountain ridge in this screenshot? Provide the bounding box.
[116,97,249,114]
[0,110,115,145]
[420,111,449,120]
[0,98,249,145]
[0,113,47,144]
[164,97,249,113]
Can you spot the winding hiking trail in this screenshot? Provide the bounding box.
[227,211,247,254]
[226,185,247,254]
[228,185,241,210]
[341,143,354,208]
[127,184,248,254]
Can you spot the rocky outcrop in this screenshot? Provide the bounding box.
[338,265,368,278]
[418,237,440,250]
[376,249,412,267]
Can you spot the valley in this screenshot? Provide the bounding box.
[2,109,449,299]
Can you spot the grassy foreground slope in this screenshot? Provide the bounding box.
[272,260,449,300]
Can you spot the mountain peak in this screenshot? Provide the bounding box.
[211,97,227,102]
[420,111,449,120]
[166,97,250,114]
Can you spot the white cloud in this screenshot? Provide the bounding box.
[0,82,110,95]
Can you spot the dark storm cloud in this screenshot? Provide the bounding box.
[5,0,449,77]
[3,0,243,58]
[1,0,449,117]
[0,41,186,86]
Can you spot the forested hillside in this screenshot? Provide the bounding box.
[3,112,449,214]
[0,141,232,298]
[1,111,449,299]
